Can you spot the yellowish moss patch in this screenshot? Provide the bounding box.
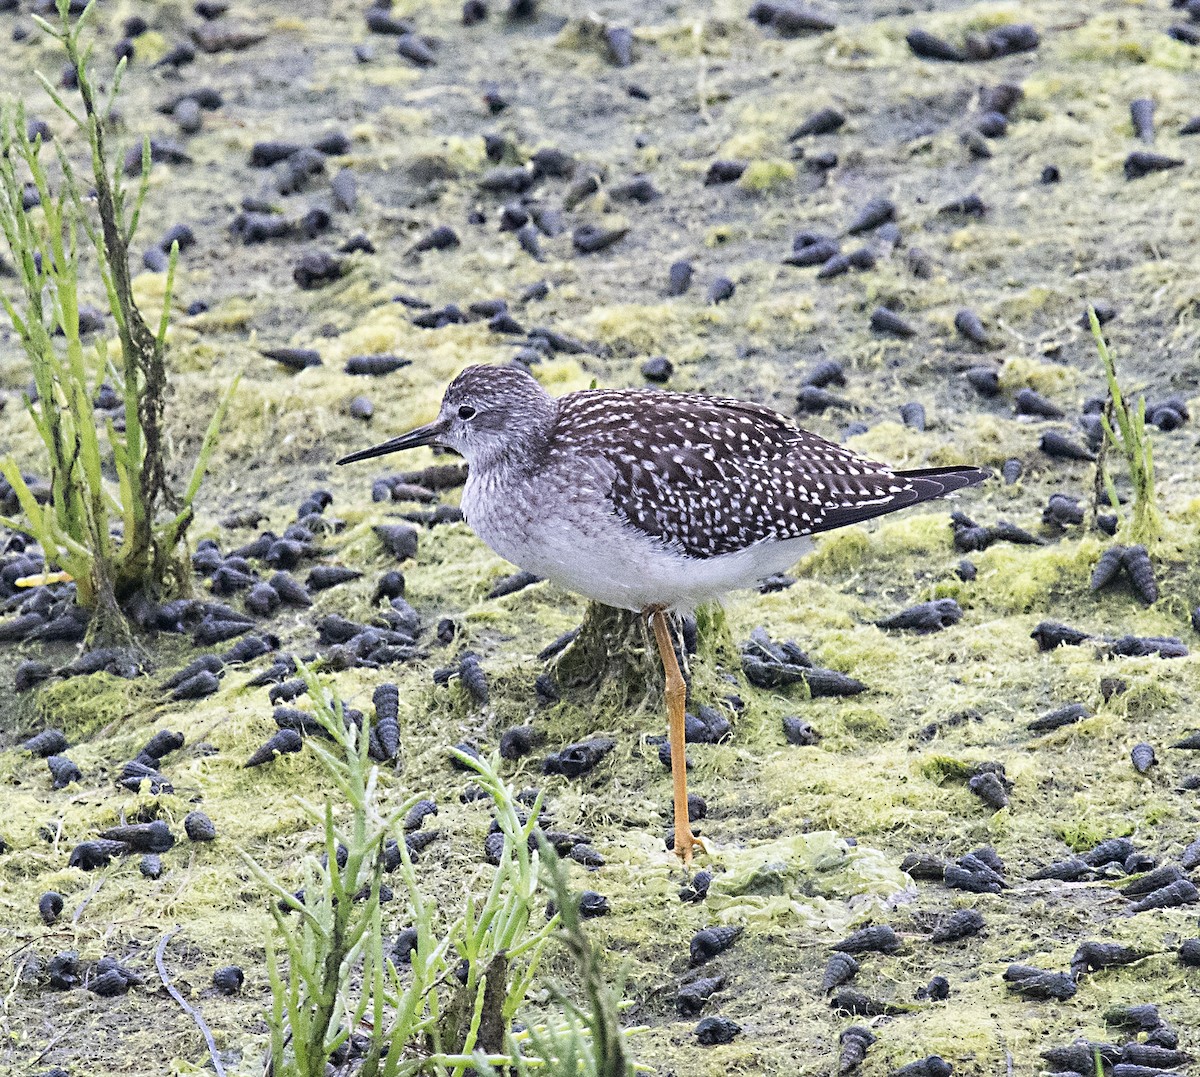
[999,354,1080,394]
[736,159,796,193]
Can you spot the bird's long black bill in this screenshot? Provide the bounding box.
[336,422,442,465]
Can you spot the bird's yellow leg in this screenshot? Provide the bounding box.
[648,607,699,864]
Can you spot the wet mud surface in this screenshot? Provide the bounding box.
[2,0,1200,1074]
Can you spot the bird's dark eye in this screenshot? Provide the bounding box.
[457,405,476,421]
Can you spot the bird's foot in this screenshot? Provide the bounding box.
[673,829,714,865]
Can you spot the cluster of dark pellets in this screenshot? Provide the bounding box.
[965,765,1012,812]
[887,831,1200,1059]
[433,650,489,705]
[740,627,866,697]
[1102,634,1190,660]
[901,844,1006,902]
[950,510,1043,553]
[957,304,1193,507]
[1029,618,1190,661]
[141,1,628,381]
[251,677,409,768]
[279,805,444,920]
[875,598,962,634]
[192,489,338,592]
[58,731,198,873]
[162,635,275,703]
[492,616,721,838]
[645,710,731,776]
[79,956,145,999]
[367,464,470,508]
[944,844,1009,893]
[9,716,238,990]
[315,596,426,671]
[782,199,892,298]
[232,138,360,286]
[19,729,81,791]
[905,20,1038,64]
[672,923,743,1045]
[1041,1005,1193,1077]
[1090,544,1159,605]
[1029,835,1200,914]
[0,489,364,690]
[386,800,443,867]
[175,489,442,684]
[471,786,598,874]
[684,704,733,746]
[821,925,914,1023]
[771,69,1084,382]
[386,286,599,374]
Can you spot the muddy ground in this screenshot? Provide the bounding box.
[2,0,1200,1074]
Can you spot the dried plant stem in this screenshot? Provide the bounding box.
[155,927,226,1077]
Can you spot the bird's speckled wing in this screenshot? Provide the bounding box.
[551,389,930,559]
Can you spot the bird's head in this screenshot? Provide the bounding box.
[337,364,556,469]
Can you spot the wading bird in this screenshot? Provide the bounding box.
[339,365,988,863]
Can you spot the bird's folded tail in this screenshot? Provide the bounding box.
[810,465,990,533]
[897,465,992,503]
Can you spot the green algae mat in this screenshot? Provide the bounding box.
[3,0,1200,1074]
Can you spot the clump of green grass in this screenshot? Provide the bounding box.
[1088,306,1160,543]
[241,663,563,1077]
[0,0,235,639]
[501,840,635,1077]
